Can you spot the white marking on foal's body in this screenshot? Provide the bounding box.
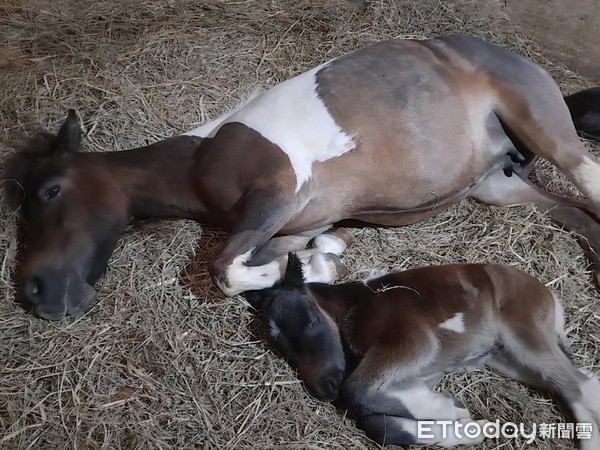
[438,313,465,333]
[386,383,462,420]
[185,63,356,192]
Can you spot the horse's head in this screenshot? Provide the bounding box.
[1,111,130,320]
[246,253,346,402]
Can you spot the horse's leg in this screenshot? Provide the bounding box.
[247,227,354,267]
[244,228,352,287]
[245,234,319,267]
[470,170,600,277]
[493,79,600,210]
[208,191,313,296]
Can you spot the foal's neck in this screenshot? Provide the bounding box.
[309,282,364,325]
[90,135,208,220]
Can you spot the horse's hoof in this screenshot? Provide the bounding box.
[323,253,350,280]
[312,228,354,255]
[326,227,354,247]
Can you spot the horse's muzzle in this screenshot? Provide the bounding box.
[23,267,96,320]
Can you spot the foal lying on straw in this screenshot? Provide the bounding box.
[245,253,600,448]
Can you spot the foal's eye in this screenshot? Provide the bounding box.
[43,184,61,201]
[307,317,320,330]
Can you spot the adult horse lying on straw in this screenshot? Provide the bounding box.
[245,254,600,448]
[2,35,600,320]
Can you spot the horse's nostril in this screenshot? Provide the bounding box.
[25,277,43,304]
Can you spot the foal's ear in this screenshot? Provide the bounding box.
[243,290,271,310]
[52,109,81,155]
[282,252,306,289]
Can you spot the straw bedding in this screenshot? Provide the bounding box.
[0,0,598,449]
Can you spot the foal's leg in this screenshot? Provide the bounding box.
[489,353,600,450]
[345,362,486,446]
[470,170,600,278]
[489,305,600,450]
[342,339,472,422]
[359,415,486,447]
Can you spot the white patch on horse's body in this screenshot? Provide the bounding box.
[438,312,465,333]
[214,249,281,296]
[183,90,263,138]
[573,156,600,203]
[199,63,355,192]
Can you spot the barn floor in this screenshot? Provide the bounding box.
[1,1,599,449]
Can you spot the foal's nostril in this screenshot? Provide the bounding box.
[25,277,44,305]
[324,375,341,397]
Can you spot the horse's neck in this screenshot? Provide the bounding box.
[92,135,209,220]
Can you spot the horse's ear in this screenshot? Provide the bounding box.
[282,252,305,289]
[52,109,81,154]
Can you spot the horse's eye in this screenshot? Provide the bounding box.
[44,184,61,201]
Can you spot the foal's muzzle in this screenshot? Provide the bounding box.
[304,366,345,402]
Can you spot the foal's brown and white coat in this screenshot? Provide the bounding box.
[246,255,600,448]
[3,35,600,319]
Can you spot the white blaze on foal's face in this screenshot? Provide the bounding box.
[438,312,466,333]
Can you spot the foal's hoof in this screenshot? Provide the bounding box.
[312,228,354,255]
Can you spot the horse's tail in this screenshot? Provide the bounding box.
[564,87,600,141]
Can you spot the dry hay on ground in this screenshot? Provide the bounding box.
[0,0,598,449]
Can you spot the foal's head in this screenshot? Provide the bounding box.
[1,111,130,320]
[246,253,346,402]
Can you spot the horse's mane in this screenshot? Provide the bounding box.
[0,132,56,210]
